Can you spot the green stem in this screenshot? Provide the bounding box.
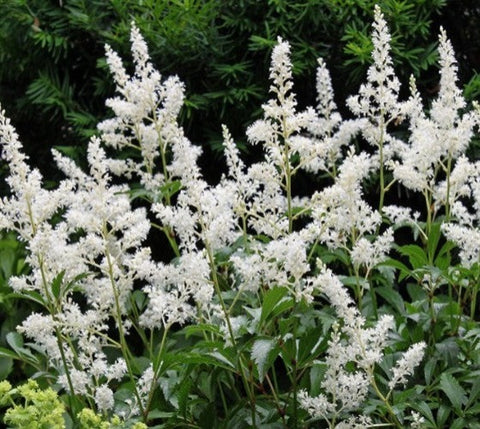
[471,274,479,320]
[265,374,286,425]
[151,222,180,257]
[445,153,453,222]
[424,190,433,260]
[204,242,257,427]
[27,195,81,416]
[284,143,293,234]
[143,324,171,419]
[104,243,145,419]
[370,372,402,429]
[378,117,386,216]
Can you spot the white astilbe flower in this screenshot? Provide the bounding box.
[388,342,426,390]
[94,385,115,412]
[58,368,91,396]
[247,37,311,163]
[293,58,365,175]
[242,162,288,238]
[298,390,334,421]
[383,205,420,227]
[350,227,394,272]
[392,30,477,198]
[231,233,310,298]
[17,313,60,361]
[307,151,381,249]
[411,411,426,429]
[299,267,400,424]
[54,139,152,313]
[442,223,480,267]
[154,174,239,252]
[334,415,373,429]
[432,28,467,133]
[140,250,213,328]
[347,5,407,165]
[245,37,314,236]
[0,109,74,255]
[0,44,166,413]
[347,5,401,119]
[99,24,201,195]
[434,155,477,211]
[136,365,155,414]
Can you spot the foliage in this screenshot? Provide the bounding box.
[0,5,479,429]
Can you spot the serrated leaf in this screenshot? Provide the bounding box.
[466,377,480,409]
[182,323,221,338]
[439,372,467,410]
[260,286,288,325]
[376,285,405,314]
[9,290,46,307]
[380,257,411,282]
[180,351,235,371]
[176,377,193,417]
[398,244,428,269]
[251,338,278,381]
[51,270,65,299]
[451,418,467,429]
[412,401,436,424]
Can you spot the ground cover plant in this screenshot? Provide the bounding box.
[0,5,479,428]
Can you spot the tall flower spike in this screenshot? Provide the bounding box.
[431,28,465,128]
[347,5,403,128]
[392,28,477,197]
[247,37,311,166]
[292,58,365,175]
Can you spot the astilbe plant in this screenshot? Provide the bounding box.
[0,5,479,428]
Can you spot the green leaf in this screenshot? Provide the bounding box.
[260,286,289,326]
[5,332,38,364]
[439,372,467,410]
[0,356,13,380]
[51,270,66,299]
[9,290,46,307]
[183,323,221,338]
[466,377,480,410]
[309,363,327,397]
[251,338,279,382]
[380,257,412,282]
[427,221,442,261]
[412,401,436,424]
[423,357,437,386]
[6,331,24,353]
[376,285,405,314]
[132,290,147,311]
[297,328,325,366]
[451,418,467,429]
[181,351,235,371]
[436,404,451,427]
[397,244,429,269]
[0,346,19,360]
[176,377,193,417]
